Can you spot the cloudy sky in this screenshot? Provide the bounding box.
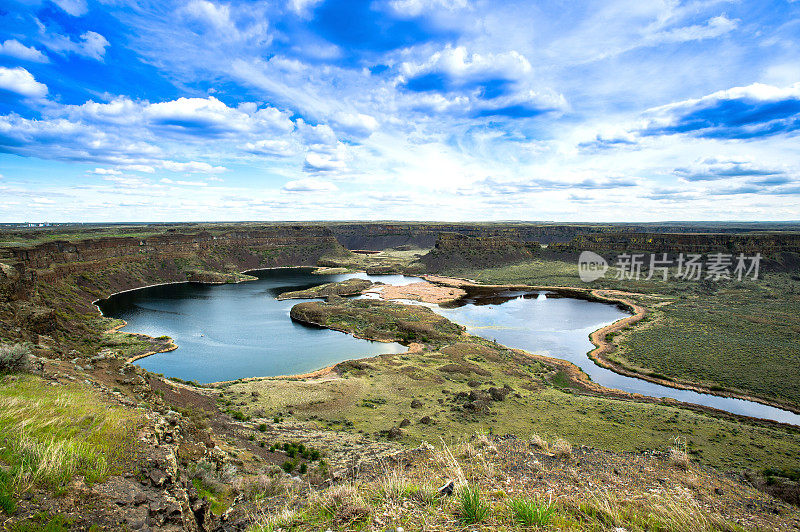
[1,0,799,222]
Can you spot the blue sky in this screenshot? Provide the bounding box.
[1,0,799,222]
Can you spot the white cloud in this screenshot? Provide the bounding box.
[160,178,209,186]
[160,161,227,173]
[389,0,468,17]
[0,67,48,98]
[282,178,338,192]
[90,168,122,175]
[181,0,270,45]
[0,40,48,63]
[42,30,110,61]
[51,0,89,16]
[645,15,738,45]
[400,46,532,87]
[332,112,379,138]
[674,157,789,181]
[242,139,297,156]
[289,0,324,17]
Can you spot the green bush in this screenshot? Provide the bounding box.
[0,343,30,373]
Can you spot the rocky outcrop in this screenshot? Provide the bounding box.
[326,222,797,251]
[0,225,351,350]
[7,226,348,271]
[420,232,541,271]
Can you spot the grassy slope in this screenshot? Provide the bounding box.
[225,301,800,473]
[439,258,800,411]
[0,374,141,515]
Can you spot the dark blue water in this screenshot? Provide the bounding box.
[96,268,416,383]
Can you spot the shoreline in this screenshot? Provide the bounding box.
[424,275,800,417]
[92,268,800,424]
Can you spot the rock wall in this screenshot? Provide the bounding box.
[420,232,541,271]
[0,225,351,349]
[551,232,800,256]
[326,222,796,250]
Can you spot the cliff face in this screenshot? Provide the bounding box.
[8,226,345,270]
[420,232,541,271]
[327,222,797,251]
[0,225,351,351]
[551,232,800,256]
[329,223,587,249]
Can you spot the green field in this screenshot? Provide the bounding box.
[440,259,800,411]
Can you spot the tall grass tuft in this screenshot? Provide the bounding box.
[508,496,556,527]
[458,484,489,524]
[0,374,140,493]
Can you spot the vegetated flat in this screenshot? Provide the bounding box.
[439,259,800,412]
[225,334,800,473]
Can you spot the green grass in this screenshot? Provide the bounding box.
[458,484,489,524]
[0,468,15,515]
[228,335,800,472]
[6,513,73,532]
[0,374,141,495]
[446,260,800,410]
[508,496,556,526]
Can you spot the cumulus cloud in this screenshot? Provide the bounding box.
[398,46,567,119]
[0,93,298,171]
[90,168,122,175]
[303,143,349,172]
[0,40,48,62]
[639,82,800,139]
[242,139,297,156]
[0,67,48,98]
[41,30,110,61]
[674,157,788,181]
[400,46,532,94]
[332,112,379,137]
[282,178,338,192]
[145,97,293,136]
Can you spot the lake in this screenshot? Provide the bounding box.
[97,268,800,425]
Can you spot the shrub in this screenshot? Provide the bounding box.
[459,484,489,524]
[257,423,267,432]
[0,343,30,373]
[508,497,556,526]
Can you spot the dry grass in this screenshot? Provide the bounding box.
[0,374,141,492]
[531,432,549,450]
[553,438,573,460]
[669,436,691,470]
[570,489,743,532]
[670,448,691,470]
[319,483,371,525]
